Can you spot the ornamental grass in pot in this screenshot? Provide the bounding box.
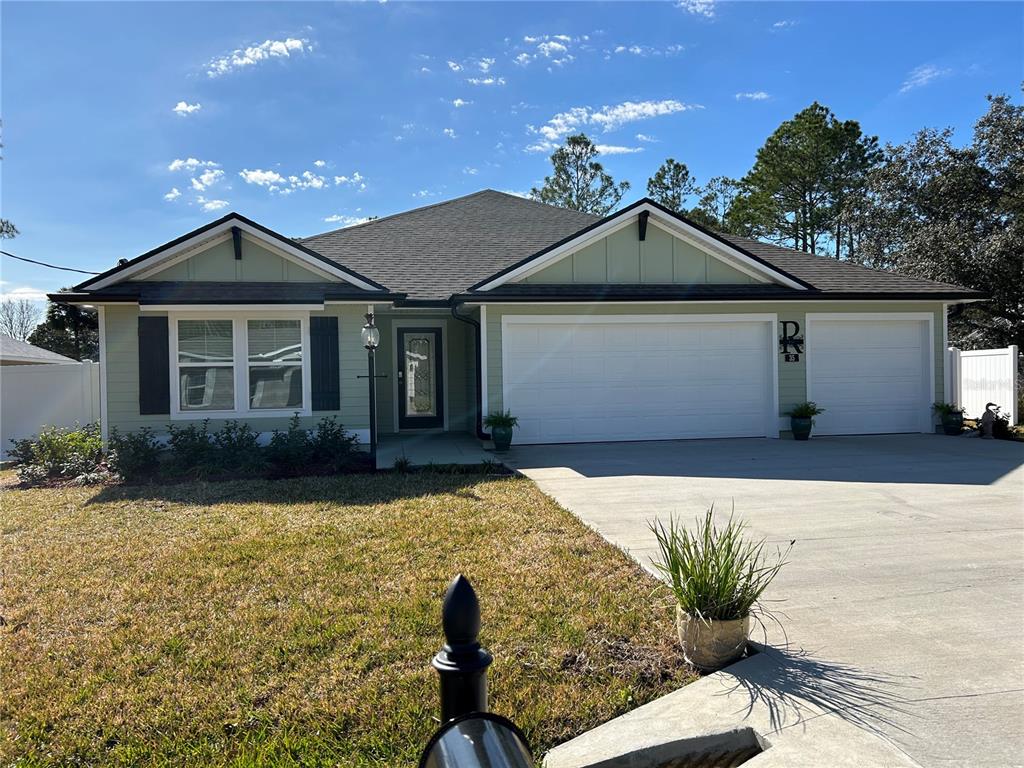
[650,507,791,672]
[484,410,518,452]
[933,402,966,436]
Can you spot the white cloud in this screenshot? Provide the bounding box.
[514,34,588,68]
[772,20,797,30]
[447,60,462,71]
[735,91,771,101]
[443,128,457,139]
[513,53,532,67]
[168,157,219,172]
[190,168,224,191]
[532,99,701,142]
[197,196,229,212]
[537,40,568,57]
[677,0,716,18]
[173,101,202,116]
[334,172,365,189]
[206,37,311,78]
[452,98,472,108]
[595,144,644,155]
[466,76,506,86]
[609,43,684,58]
[323,214,370,227]
[477,57,495,72]
[900,64,952,93]
[239,168,287,187]
[463,166,478,175]
[0,284,49,302]
[313,159,326,167]
[412,189,433,198]
[635,133,658,142]
[163,187,181,201]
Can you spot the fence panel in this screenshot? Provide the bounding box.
[0,362,100,458]
[949,346,1019,424]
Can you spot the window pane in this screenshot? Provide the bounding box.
[179,366,234,410]
[249,365,303,409]
[248,320,302,364]
[178,320,233,363]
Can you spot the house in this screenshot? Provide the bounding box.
[0,333,79,366]
[51,191,983,448]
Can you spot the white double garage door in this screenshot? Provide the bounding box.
[502,313,934,444]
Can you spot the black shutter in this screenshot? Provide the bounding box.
[138,316,170,415]
[310,316,340,411]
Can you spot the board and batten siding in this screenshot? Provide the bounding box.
[521,220,757,285]
[484,302,946,419]
[102,304,370,436]
[135,236,327,282]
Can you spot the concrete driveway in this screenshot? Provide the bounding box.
[506,435,1024,768]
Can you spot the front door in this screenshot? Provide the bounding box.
[398,328,444,430]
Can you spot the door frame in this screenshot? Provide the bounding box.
[393,319,449,431]
[500,313,780,442]
[805,312,935,435]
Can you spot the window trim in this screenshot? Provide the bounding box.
[168,311,312,420]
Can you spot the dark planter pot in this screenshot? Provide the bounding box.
[941,413,964,436]
[490,426,513,452]
[791,417,813,441]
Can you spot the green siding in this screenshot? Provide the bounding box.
[523,221,756,285]
[136,237,329,283]
[485,302,945,420]
[102,304,369,436]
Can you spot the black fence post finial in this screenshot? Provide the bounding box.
[432,574,493,723]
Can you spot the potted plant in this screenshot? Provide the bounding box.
[933,402,966,436]
[787,401,825,441]
[484,410,518,452]
[650,508,791,672]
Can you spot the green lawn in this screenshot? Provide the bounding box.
[0,470,692,767]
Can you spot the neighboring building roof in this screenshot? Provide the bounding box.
[56,189,983,306]
[0,333,79,364]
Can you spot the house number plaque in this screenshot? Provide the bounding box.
[779,320,804,363]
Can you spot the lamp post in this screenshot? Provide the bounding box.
[360,312,381,463]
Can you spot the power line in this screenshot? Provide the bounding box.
[1,249,100,275]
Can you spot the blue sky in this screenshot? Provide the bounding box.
[2,1,1021,300]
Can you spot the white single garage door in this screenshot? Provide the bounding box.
[502,315,776,444]
[806,314,933,435]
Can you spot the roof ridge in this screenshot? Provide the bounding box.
[301,189,497,241]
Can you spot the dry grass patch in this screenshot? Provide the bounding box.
[0,470,692,767]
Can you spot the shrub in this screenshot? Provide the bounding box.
[108,427,162,481]
[392,455,412,473]
[787,401,826,421]
[311,416,360,472]
[211,421,265,474]
[9,423,104,484]
[650,507,791,622]
[266,414,314,476]
[166,420,214,476]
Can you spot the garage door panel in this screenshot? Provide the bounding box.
[503,318,774,444]
[808,317,930,436]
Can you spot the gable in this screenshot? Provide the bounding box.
[519,219,758,285]
[135,235,330,283]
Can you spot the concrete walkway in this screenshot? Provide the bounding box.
[507,435,1024,768]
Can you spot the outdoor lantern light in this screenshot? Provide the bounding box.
[419,712,531,768]
[361,312,380,351]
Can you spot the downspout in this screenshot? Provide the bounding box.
[451,303,490,440]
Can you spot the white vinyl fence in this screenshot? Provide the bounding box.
[946,345,1019,424]
[0,362,101,459]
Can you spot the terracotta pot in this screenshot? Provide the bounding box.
[676,605,750,672]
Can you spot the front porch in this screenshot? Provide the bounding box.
[375,432,494,469]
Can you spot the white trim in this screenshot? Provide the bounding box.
[805,312,935,435]
[168,310,313,421]
[479,305,489,418]
[98,306,109,445]
[942,303,950,403]
[141,303,325,312]
[475,202,807,291]
[500,313,779,440]
[88,218,383,292]
[470,299,979,306]
[391,319,450,432]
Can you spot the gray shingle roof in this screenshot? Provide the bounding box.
[299,190,980,301]
[60,282,402,304]
[0,333,79,364]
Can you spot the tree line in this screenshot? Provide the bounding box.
[531,92,1023,350]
